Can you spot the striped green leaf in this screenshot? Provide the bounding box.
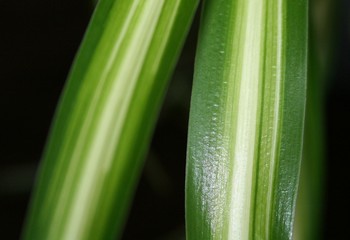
[186,0,308,239]
[23,0,198,239]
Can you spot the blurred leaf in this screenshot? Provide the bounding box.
[23,0,198,239]
[295,0,337,239]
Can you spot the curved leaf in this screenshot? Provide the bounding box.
[23,0,199,239]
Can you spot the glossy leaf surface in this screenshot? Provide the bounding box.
[186,0,308,239]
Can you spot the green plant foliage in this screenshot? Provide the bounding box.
[186,0,308,239]
[23,0,198,239]
[295,0,336,239]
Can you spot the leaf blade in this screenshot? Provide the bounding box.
[186,0,308,239]
[23,1,199,239]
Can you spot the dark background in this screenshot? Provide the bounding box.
[0,0,349,239]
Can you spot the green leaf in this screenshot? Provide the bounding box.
[23,0,198,239]
[295,0,336,239]
[186,0,308,239]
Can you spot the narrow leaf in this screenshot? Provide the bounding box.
[186,0,308,239]
[23,0,198,239]
[295,0,336,238]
